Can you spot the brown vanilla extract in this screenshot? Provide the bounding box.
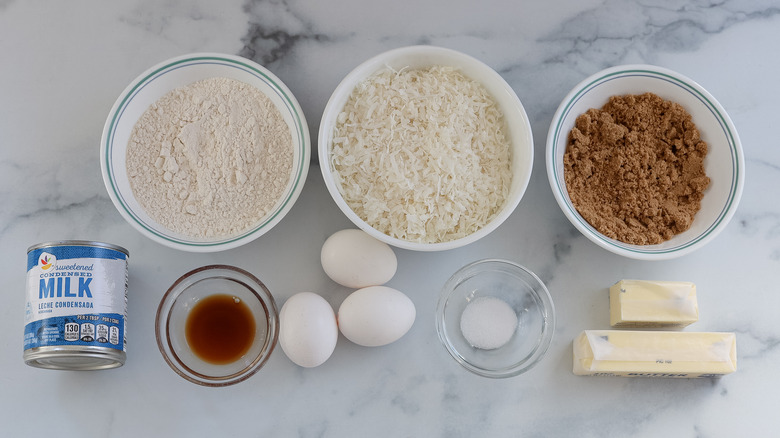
[185,294,256,365]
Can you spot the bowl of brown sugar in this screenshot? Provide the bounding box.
[546,65,744,260]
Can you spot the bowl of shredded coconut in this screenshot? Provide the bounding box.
[546,64,744,260]
[318,46,534,251]
[101,53,310,252]
[436,259,556,378]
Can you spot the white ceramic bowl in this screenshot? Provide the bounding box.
[318,46,534,251]
[101,53,310,252]
[546,64,744,260]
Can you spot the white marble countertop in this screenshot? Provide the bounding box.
[1,1,778,436]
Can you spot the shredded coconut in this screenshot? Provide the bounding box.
[330,66,513,244]
[126,77,293,239]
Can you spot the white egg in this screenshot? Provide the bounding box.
[321,229,397,288]
[279,292,338,368]
[337,286,415,347]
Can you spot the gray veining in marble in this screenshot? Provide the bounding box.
[0,0,779,436]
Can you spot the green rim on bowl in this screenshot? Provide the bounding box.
[547,65,744,258]
[102,54,310,250]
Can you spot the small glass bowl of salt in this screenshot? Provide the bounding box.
[436,259,555,378]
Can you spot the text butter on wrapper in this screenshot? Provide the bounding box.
[573,330,736,378]
[609,280,698,328]
[24,241,129,370]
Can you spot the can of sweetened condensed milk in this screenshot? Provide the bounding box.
[24,241,129,370]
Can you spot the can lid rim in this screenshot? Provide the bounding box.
[27,240,129,256]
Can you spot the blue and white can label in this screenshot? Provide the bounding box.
[24,241,128,367]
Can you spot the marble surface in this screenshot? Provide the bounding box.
[1,0,778,436]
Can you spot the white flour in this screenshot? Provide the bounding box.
[126,77,293,239]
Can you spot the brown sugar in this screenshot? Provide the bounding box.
[563,92,710,245]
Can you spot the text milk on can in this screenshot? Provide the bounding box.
[24,241,129,370]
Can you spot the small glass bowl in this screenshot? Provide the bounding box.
[436,259,555,378]
[155,265,279,387]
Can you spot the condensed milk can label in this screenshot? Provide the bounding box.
[25,243,128,353]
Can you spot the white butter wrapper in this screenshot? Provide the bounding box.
[573,330,737,378]
[610,280,698,328]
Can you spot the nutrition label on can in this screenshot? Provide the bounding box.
[24,243,128,353]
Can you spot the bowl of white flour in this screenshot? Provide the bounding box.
[101,53,310,252]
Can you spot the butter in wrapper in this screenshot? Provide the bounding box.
[573,330,737,378]
[609,280,698,328]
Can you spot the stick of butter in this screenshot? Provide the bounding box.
[573,330,737,378]
[610,280,698,328]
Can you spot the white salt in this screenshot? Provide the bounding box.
[460,296,518,350]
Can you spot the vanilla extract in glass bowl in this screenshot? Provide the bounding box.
[156,265,278,387]
[185,294,257,365]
